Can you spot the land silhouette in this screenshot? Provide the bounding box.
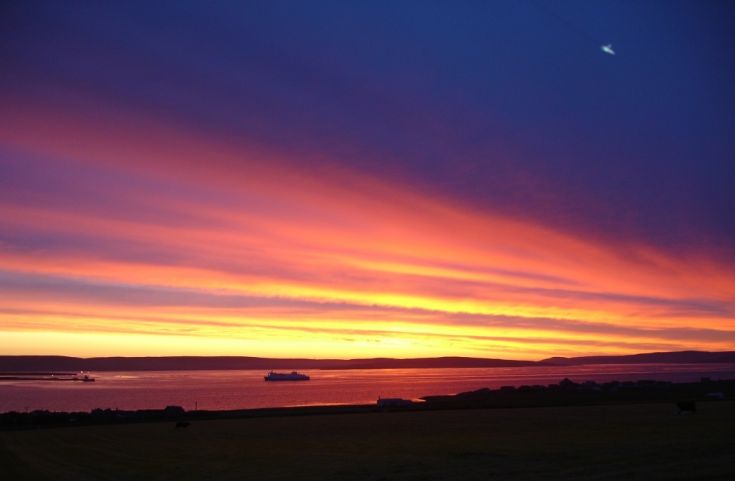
[1,350,733,372]
[2,386,733,480]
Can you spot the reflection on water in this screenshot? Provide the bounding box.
[1,363,734,412]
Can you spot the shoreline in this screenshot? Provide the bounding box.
[3,376,732,431]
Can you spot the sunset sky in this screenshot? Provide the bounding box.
[1,1,733,359]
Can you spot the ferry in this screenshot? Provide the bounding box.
[264,371,310,381]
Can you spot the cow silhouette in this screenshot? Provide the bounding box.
[676,401,696,414]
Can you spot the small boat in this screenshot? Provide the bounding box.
[264,371,310,381]
[73,373,96,382]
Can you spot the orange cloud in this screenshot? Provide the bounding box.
[0,101,733,358]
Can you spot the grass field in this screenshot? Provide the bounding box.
[2,402,733,480]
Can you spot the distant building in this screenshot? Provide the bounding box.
[377,397,413,408]
[164,405,186,417]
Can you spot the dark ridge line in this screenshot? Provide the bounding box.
[0,350,734,371]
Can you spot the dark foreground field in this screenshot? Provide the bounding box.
[2,402,733,481]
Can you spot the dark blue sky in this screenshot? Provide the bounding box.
[2,0,734,254]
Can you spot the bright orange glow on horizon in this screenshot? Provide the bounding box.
[0,102,734,360]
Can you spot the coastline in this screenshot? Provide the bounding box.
[3,376,732,431]
[2,351,734,372]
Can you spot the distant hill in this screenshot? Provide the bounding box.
[539,350,735,366]
[0,355,534,372]
[316,357,534,370]
[0,351,733,372]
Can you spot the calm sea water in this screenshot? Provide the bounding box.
[1,363,734,412]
